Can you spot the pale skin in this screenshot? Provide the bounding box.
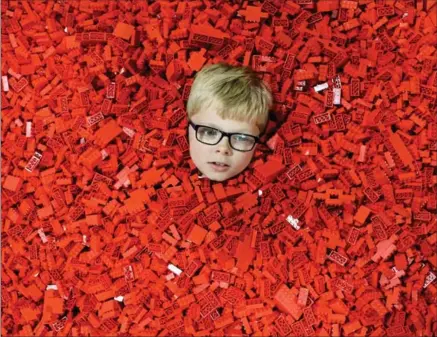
[188,105,261,182]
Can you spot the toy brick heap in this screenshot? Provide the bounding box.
[1,0,437,336]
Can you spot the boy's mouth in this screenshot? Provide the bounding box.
[209,161,229,167]
[208,162,230,171]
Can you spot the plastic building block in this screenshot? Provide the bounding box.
[273,284,303,320]
[187,225,208,245]
[238,6,269,23]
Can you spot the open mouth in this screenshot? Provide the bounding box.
[209,162,229,167]
[208,162,230,171]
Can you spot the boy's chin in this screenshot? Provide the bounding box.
[199,168,234,182]
[202,172,230,182]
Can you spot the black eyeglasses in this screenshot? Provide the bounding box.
[188,120,260,152]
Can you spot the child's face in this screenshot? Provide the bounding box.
[188,105,260,182]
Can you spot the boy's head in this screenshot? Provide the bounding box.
[186,62,272,182]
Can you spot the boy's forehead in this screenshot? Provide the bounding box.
[193,102,260,133]
[197,114,259,134]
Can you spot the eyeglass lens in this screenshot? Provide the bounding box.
[196,126,255,151]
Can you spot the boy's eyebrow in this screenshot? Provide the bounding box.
[201,122,253,134]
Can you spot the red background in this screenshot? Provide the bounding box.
[1,0,437,336]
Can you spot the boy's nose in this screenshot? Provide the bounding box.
[216,136,232,155]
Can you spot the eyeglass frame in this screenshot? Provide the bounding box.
[188,120,261,152]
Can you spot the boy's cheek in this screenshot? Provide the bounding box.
[188,133,197,152]
[188,136,206,168]
[187,129,194,143]
[236,152,254,171]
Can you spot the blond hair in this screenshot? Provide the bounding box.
[186,62,273,134]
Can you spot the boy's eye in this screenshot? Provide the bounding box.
[233,135,253,143]
[198,127,219,137]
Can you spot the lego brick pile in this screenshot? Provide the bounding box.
[1,0,436,336]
